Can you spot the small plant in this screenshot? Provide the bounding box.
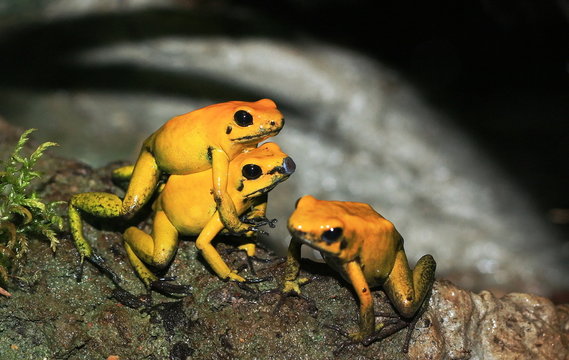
[0,129,63,289]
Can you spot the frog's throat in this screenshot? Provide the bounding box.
[230,129,281,143]
[243,175,289,198]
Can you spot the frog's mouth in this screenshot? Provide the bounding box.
[288,229,340,255]
[231,128,282,143]
[243,175,290,198]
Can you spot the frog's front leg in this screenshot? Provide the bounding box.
[211,149,251,234]
[237,195,274,257]
[273,238,314,313]
[282,238,311,294]
[240,195,277,230]
[382,250,436,319]
[342,260,376,341]
[195,214,246,282]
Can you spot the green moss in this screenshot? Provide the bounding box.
[0,129,63,286]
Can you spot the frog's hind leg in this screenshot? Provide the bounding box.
[68,149,160,280]
[123,242,158,287]
[122,210,190,294]
[69,192,124,283]
[382,250,436,319]
[382,250,436,351]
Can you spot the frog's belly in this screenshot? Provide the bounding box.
[321,252,389,288]
[159,177,217,235]
[163,204,217,235]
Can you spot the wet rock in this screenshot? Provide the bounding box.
[409,280,569,360]
[0,121,567,358]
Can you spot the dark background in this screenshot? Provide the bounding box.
[1,0,567,238]
[240,0,569,239]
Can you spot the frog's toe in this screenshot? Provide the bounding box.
[111,286,152,309]
[243,275,273,284]
[241,216,278,229]
[324,326,360,356]
[79,252,121,285]
[149,277,192,296]
[273,284,318,316]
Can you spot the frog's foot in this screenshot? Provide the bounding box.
[222,245,275,278]
[361,318,409,347]
[272,278,316,315]
[78,252,121,285]
[225,221,269,237]
[231,275,273,293]
[149,277,192,296]
[111,285,152,310]
[240,215,278,229]
[325,325,360,356]
[327,318,410,355]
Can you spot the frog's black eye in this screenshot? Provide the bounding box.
[321,228,343,244]
[242,164,263,180]
[234,110,253,127]
[294,197,302,209]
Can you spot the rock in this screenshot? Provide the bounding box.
[410,280,569,360]
[0,120,567,358]
[0,0,567,297]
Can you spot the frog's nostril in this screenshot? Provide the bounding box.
[283,157,296,174]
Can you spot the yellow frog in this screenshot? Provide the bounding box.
[68,99,284,275]
[283,195,436,347]
[123,142,295,288]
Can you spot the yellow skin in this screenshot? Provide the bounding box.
[123,142,295,286]
[284,195,436,344]
[68,99,284,268]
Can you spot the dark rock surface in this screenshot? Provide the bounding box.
[0,120,567,360]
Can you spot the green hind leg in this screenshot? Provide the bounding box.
[68,148,160,283]
[68,192,124,283]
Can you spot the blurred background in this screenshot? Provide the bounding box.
[0,0,567,297]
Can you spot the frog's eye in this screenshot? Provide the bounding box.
[234,110,253,127]
[294,197,302,208]
[321,228,343,244]
[242,164,263,180]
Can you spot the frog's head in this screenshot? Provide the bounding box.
[224,99,284,145]
[230,142,295,199]
[288,195,371,259]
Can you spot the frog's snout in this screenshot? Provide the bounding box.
[282,157,296,175]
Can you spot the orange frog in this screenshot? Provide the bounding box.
[68,99,284,279]
[122,142,295,288]
[283,195,436,348]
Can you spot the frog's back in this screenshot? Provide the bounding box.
[150,104,229,175]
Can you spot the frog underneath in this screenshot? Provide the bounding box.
[68,99,284,276]
[123,142,295,288]
[283,195,436,348]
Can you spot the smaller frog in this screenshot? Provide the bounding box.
[124,142,295,288]
[283,195,435,348]
[68,99,284,277]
